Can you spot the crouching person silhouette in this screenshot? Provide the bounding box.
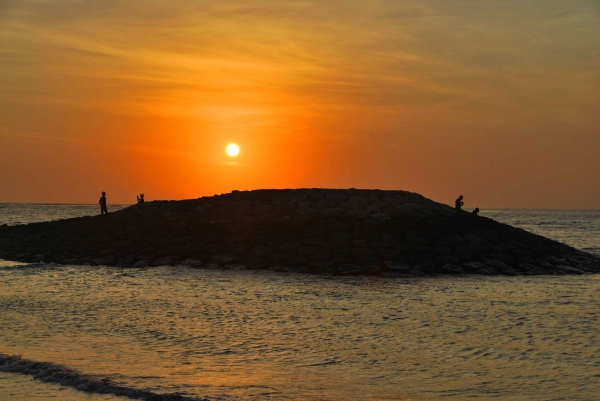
[455,195,464,211]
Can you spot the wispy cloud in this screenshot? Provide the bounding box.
[0,0,599,205]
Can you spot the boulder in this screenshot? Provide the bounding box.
[152,256,181,266]
[336,264,363,275]
[211,253,237,265]
[384,261,411,274]
[326,190,346,203]
[132,261,149,268]
[179,259,202,268]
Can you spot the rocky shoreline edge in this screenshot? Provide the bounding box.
[1,189,598,276]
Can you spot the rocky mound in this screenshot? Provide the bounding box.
[0,189,598,276]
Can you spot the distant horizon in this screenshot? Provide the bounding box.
[3,203,599,211]
[2,186,600,212]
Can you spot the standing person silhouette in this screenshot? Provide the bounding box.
[455,195,464,211]
[137,194,145,204]
[99,192,108,215]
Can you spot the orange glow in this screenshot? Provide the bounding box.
[0,1,599,208]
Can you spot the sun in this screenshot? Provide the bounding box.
[226,143,240,157]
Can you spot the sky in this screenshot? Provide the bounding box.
[0,0,599,208]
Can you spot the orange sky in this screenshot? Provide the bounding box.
[1,1,599,208]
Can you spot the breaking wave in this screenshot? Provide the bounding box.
[0,353,207,401]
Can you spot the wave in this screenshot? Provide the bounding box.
[0,353,207,401]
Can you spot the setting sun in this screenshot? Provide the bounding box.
[226,143,240,157]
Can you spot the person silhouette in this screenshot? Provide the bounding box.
[137,194,145,204]
[455,195,464,211]
[472,207,480,215]
[99,192,108,215]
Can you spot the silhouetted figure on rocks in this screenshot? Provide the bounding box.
[455,195,464,211]
[137,194,145,204]
[99,192,108,215]
[472,207,480,215]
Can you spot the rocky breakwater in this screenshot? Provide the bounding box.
[0,189,599,276]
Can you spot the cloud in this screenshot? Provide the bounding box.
[2,0,598,119]
[0,0,599,205]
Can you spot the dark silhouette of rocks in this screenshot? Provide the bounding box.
[0,189,598,277]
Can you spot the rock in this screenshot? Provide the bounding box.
[250,246,271,257]
[393,205,415,216]
[367,193,380,202]
[384,260,411,274]
[362,262,384,275]
[320,208,344,217]
[116,255,137,268]
[211,253,237,265]
[370,213,391,222]
[336,264,362,275]
[205,244,225,254]
[32,254,46,263]
[519,263,549,275]
[409,253,434,265]
[291,193,309,203]
[405,233,429,246]
[209,219,232,229]
[555,265,584,275]
[240,216,258,225]
[132,261,149,268]
[194,203,214,212]
[309,248,332,261]
[463,261,498,275]
[324,240,348,250]
[319,266,336,276]
[345,209,369,219]
[404,203,422,210]
[435,255,459,266]
[480,258,521,275]
[247,259,269,270]
[225,264,247,270]
[179,259,202,268]
[152,256,181,266]
[462,261,487,273]
[435,245,453,255]
[454,245,482,262]
[94,256,115,266]
[347,196,369,207]
[0,188,597,277]
[326,190,346,203]
[441,234,467,247]
[440,264,465,274]
[412,262,437,274]
[253,204,272,214]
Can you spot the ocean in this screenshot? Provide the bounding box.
[0,204,599,400]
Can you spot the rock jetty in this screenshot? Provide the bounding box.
[0,189,598,276]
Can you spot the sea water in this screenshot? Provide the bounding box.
[0,205,599,400]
